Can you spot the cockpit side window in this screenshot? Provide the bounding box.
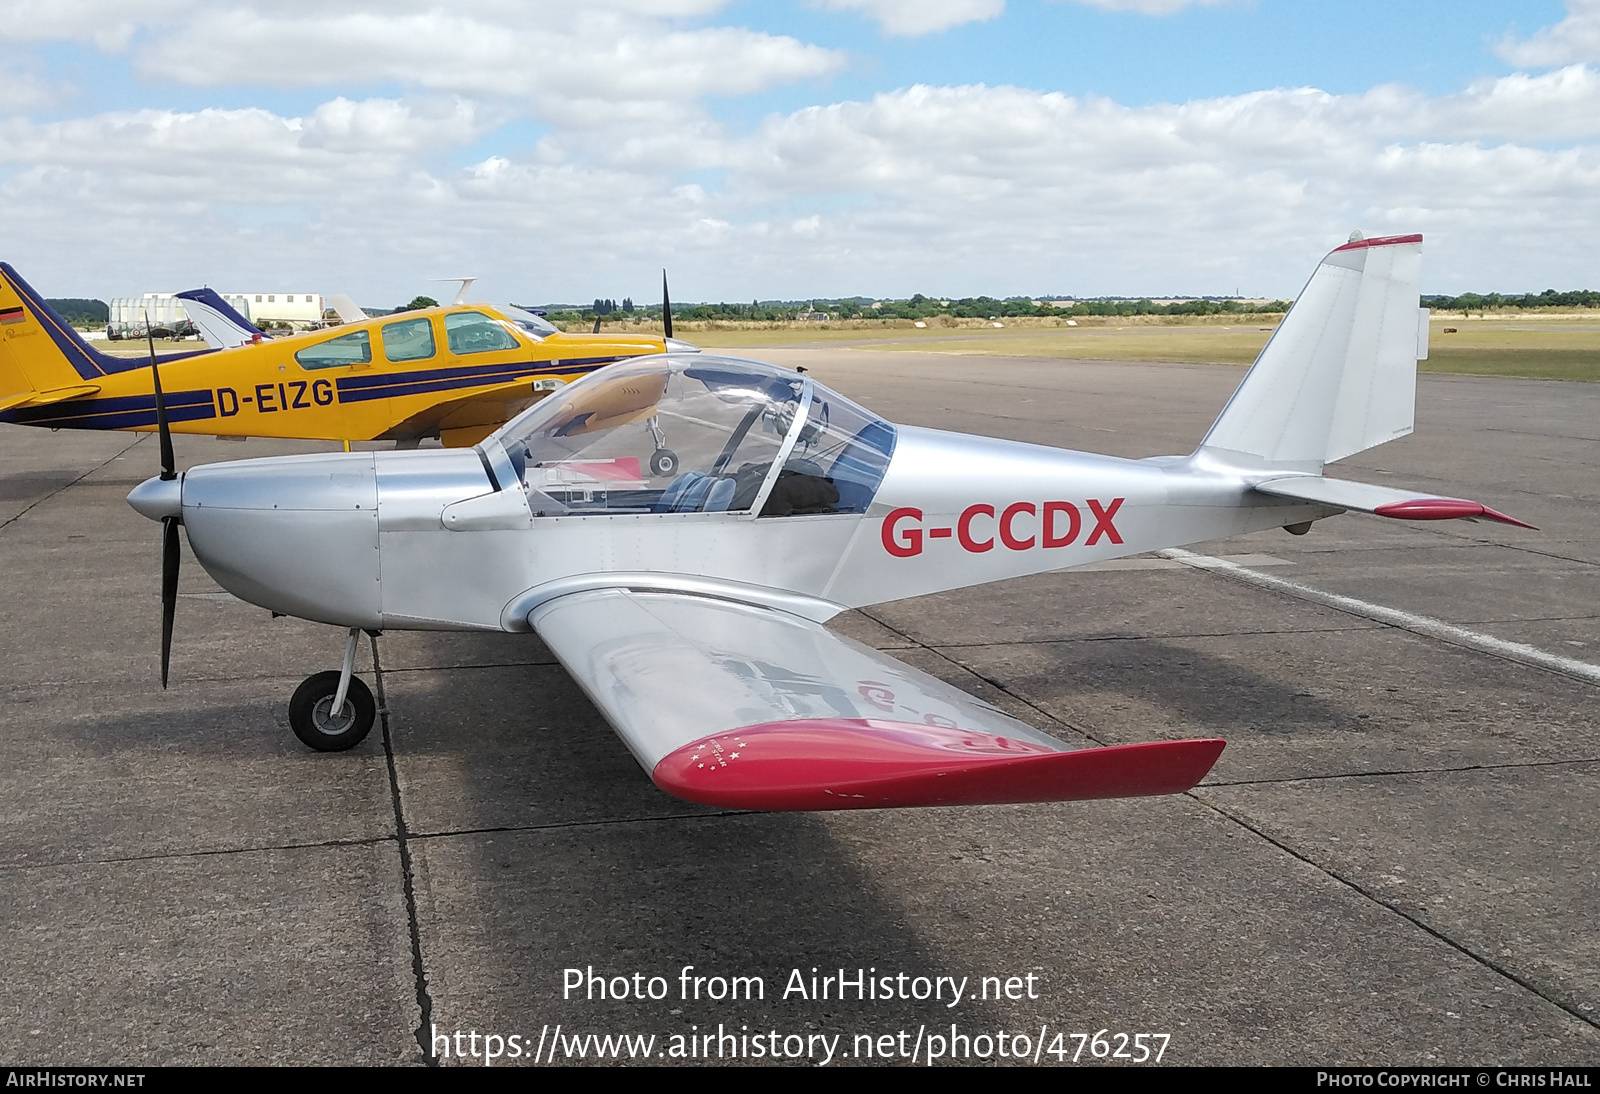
[295,329,371,370]
[500,304,559,337]
[445,311,520,355]
[496,357,808,516]
[757,393,896,517]
[381,317,436,363]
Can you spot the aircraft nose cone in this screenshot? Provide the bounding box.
[128,475,182,521]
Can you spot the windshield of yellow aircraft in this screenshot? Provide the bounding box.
[496,356,896,517]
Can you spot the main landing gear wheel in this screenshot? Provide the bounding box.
[289,671,376,752]
[649,448,679,477]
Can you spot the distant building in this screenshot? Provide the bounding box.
[107,291,323,338]
[240,292,324,327]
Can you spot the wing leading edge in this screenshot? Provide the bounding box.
[530,588,1224,811]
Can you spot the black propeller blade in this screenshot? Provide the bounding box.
[160,514,179,689]
[147,318,175,482]
[662,269,673,341]
[592,316,602,334]
[146,311,179,688]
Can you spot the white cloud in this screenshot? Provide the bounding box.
[10,67,1600,303]
[812,0,1227,36]
[0,65,69,115]
[710,77,1600,295]
[816,0,1005,36]
[0,2,842,121]
[129,8,844,123]
[2,5,1598,301]
[1498,0,1600,67]
[1060,0,1231,14]
[0,0,194,49]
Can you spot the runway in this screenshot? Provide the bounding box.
[1,349,1596,1065]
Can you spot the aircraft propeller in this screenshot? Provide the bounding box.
[662,269,673,340]
[145,313,180,688]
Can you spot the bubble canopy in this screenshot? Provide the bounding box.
[492,354,896,517]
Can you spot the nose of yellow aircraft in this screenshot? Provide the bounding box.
[127,475,183,521]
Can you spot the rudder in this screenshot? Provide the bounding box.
[0,262,112,401]
[1198,234,1428,473]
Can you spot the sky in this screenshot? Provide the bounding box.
[1,0,1597,304]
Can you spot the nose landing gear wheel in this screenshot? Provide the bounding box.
[289,670,376,752]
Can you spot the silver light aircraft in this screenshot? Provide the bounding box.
[127,235,1531,812]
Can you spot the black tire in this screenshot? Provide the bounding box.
[289,670,376,752]
[648,448,679,477]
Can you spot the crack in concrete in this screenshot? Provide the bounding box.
[858,608,1600,1036]
[1195,796,1600,1036]
[1200,755,1600,788]
[0,834,396,872]
[372,635,438,1067]
[0,809,758,876]
[880,623,1381,649]
[0,434,146,533]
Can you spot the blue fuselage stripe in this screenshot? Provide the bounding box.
[0,350,632,431]
[333,357,622,403]
[0,390,217,429]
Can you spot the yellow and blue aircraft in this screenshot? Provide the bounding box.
[0,263,692,448]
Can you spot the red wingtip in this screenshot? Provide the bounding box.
[1332,233,1423,252]
[1477,505,1539,530]
[1373,497,1537,530]
[652,719,1226,812]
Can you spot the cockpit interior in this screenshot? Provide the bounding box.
[494,355,896,518]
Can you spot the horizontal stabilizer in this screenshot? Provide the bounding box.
[654,721,1225,810]
[1254,476,1535,528]
[0,383,101,412]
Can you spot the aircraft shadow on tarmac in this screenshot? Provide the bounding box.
[383,638,1036,1048]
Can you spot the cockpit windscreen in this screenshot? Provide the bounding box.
[494,355,895,517]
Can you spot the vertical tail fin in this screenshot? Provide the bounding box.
[0,262,114,401]
[1198,234,1428,472]
[176,288,263,349]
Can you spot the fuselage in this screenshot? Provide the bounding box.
[130,356,1330,632]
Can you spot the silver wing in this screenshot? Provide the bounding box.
[530,589,1224,811]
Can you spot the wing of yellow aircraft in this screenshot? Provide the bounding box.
[0,263,692,447]
[382,374,572,448]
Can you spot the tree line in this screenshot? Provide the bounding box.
[44,287,1600,330]
[1423,289,1600,314]
[546,294,1300,324]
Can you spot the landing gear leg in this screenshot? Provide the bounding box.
[646,415,678,478]
[289,627,376,752]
